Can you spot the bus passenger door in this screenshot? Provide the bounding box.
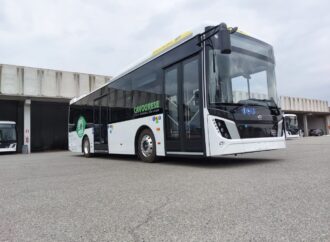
[164,54,204,155]
[93,95,108,152]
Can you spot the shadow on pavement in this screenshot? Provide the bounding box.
[158,156,284,168]
[77,153,284,168]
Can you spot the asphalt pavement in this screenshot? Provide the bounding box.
[0,136,329,241]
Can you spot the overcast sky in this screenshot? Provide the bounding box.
[0,0,329,102]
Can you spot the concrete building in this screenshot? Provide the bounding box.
[0,64,111,153]
[280,96,330,136]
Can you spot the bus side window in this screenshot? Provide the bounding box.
[84,105,93,125]
[108,87,116,122]
[116,89,125,109]
[93,104,100,124]
[132,72,160,106]
[69,105,81,132]
[108,77,132,122]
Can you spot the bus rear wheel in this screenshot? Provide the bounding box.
[137,129,157,163]
[82,136,91,158]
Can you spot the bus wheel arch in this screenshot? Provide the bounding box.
[135,126,157,162]
[82,135,91,158]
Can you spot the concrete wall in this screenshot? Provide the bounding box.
[0,64,111,100]
[281,96,329,113]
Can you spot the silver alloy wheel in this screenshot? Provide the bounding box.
[83,138,89,155]
[140,134,153,157]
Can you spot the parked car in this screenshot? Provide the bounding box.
[309,129,324,136]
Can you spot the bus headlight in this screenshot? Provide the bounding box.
[214,119,231,139]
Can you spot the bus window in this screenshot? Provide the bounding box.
[165,67,179,139]
[0,123,17,144]
[132,73,159,92]
[69,105,81,132]
[132,72,160,107]
[109,77,132,122]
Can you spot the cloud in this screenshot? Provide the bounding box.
[0,0,329,102]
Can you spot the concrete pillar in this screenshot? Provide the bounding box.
[23,99,31,153]
[326,115,330,135]
[303,114,308,137]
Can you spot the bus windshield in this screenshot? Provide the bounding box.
[285,116,298,129]
[0,124,16,142]
[207,33,278,108]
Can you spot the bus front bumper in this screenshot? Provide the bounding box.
[207,114,286,157]
[209,136,286,157]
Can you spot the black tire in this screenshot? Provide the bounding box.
[82,136,91,158]
[137,129,157,163]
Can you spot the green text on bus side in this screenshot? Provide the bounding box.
[134,100,160,114]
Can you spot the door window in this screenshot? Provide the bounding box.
[183,57,201,140]
[164,54,203,153]
[94,95,108,144]
[165,67,179,140]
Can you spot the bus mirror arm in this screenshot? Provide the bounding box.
[198,23,238,55]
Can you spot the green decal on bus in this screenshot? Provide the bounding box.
[134,100,160,114]
[76,116,86,138]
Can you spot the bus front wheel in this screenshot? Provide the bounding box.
[82,136,91,158]
[137,129,157,163]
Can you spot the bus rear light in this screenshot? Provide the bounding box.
[213,119,231,139]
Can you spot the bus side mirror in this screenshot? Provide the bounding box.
[217,23,231,54]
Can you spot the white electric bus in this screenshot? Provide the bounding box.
[0,121,17,153]
[69,23,286,162]
[284,114,300,139]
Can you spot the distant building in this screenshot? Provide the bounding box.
[0,64,111,153]
[280,96,330,136]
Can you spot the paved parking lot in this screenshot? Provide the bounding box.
[0,137,329,241]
